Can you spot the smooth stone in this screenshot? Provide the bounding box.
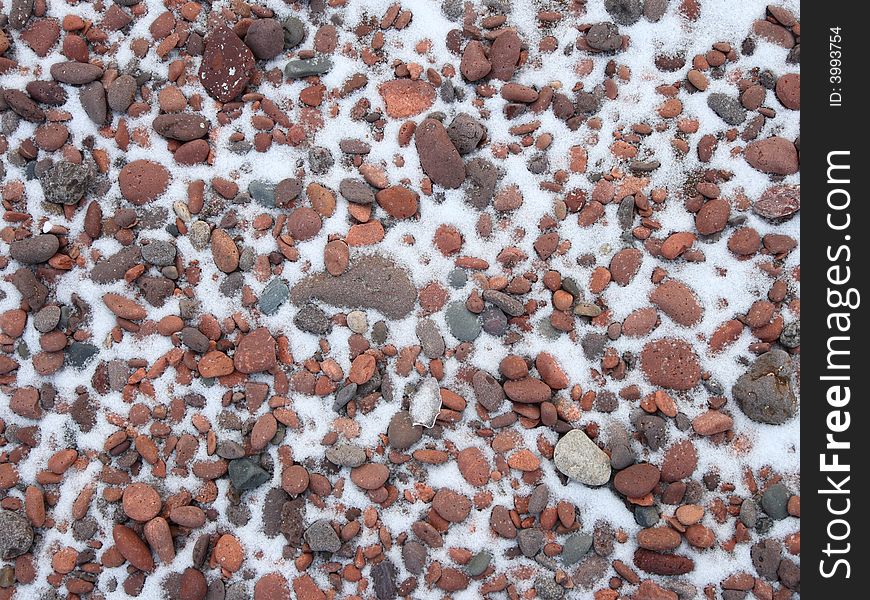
[228,458,270,491]
[553,429,611,486]
[259,278,289,315]
[284,56,332,79]
[304,519,341,553]
[445,301,481,341]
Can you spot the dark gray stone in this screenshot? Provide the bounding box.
[228,458,270,491]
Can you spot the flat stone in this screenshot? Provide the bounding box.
[304,520,341,553]
[445,301,481,341]
[284,56,332,79]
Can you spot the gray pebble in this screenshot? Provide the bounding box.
[708,93,747,125]
[761,483,791,520]
[285,56,333,79]
[325,444,366,467]
[283,16,306,48]
[304,519,341,553]
[308,146,334,175]
[66,342,98,368]
[447,113,485,154]
[141,240,176,266]
[534,577,565,600]
[447,268,467,288]
[248,180,276,208]
[561,532,593,566]
[517,527,544,558]
[415,318,445,358]
[34,305,61,332]
[634,505,660,527]
[480,306,508,336]
[228,458,270,491]
[528,484,550,515]
[9,234,59,264]
[294,303,331,335]
[605,0,643,25]
[0,510,33,560]
[259,278,289,315]
[466,550,492,576]
[339,178,375,205]
[402,540,427,574]
[445,301,481,341]
[39,161,91,205]
[482,289,524,317]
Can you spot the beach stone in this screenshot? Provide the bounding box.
[587,22,623,51]
[416,319,445,358]
[610,248,643,285]
[402,540,427,574]
[4,89,45,122]
[614,463,660,497]
[39,161,90,204]
[304,520,341,553]
[339,178,375,204]
[107,74,137,112]
[199,24,255,102]
[294,304,331,335]
[122,483,161,522]
[66,342,99,368]
[480,307,508,336]
[466,551,491,576]
[633,549,694,576]
[371,561,398,600]
[761,483,791,520]
[141,240,176,266]
[650,279,703,326]
[119,160,170,205]
[259,278,289,315]
[388,411,422,449]
[415,118,466,188]
[445,301,481,341]
[153,113,210,141]
[0,510,33,559]
[732,350,798,424]
[518,527,545,557]
[113,524,154,572]
[460,40,491,81]
[283,16,305,47]
[50,61,103,84]
[482,289,524,316]
[489,30,521,80]
[753,185,799,220]
[775,73,800,110]
[751,539,782,580]
[605,0,643,25]
[10,234,59,264]
[350,463,390,490]
[457,447,490,487]
[80,82,107,125]
[325,444,366,468]
[707,93,746,125]
[562,532,593,566]
[284,56,332,78]
[661,440,697,482]
[744,136,799,175]
[234,327,276,373]
[379,79,435,118]
[287,207,322,240]
[472,370,504,411]
[641,338,701,390]
[535,577,564,600]
[245,18,284,59]
[447,113,486,154]
[432,489,472,522]
[375,186,418,219]
[553,429,611,486]
[229,458,270,491]
[291,256,416,319]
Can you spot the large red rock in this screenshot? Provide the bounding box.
[379,79,435,118]
[744,137,799,175]
[415,118,466,189]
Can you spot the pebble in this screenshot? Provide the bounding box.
[614,463,661,497]
[388,410,422,449]
[432,488,472,522]
[10,234,59,264]
[228,458,270,491]
[245,18,284,60]
[379,79,436,118]
[325,444,366,467]
[606,0,644,25]
[284,56,333,79]
[754,184,799,220]
[199,24,255,102]
[141,240,176,266]
[415,117,466,188]
[350,463,390,490]
[518,527,545,557]
[402,540,427,574]
[119,160,170,205]
[640,338,701,390]
[294,303,331,335]
[39,161,91,204]
[707,93,747,125]
[761,483,792,520]
[650,279,703,326]
[0,510,33,559]
[744,136,799,175]
[283,16,306,48]
[447,113,486,154]
[489,30,521,81]
[304,519,341,553]
[466,550,492,576]
[553,429,611,486]
[259,278,290,315]
[445,301,481,341]
[587,22,623,51]
[415,318,445,358]
[732,350,798,424]
[113,524,154,572]
[750,539,782,580]
[460,41,491,81]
